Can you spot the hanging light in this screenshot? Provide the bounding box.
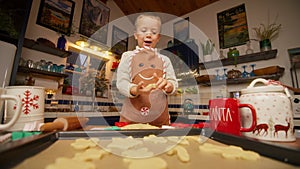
[75,37,89,48]
[105,51,113,55]
[89,44,101,51]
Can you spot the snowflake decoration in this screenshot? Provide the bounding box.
[14,90,40,115]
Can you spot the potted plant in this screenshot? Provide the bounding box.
[253,21,282,52]
[201,39,214,62]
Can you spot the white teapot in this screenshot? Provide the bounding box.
[239,78,295,142]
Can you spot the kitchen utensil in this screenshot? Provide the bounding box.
[239,78,296,142]
[40,117,89,131]
[208,98,257,136]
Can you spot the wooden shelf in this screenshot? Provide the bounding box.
[18,66,68,78]
[23,38,72,58]
[199,49,278,69]
[198,73,283,86]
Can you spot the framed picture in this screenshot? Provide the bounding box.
[173,17,189,45]
[111,25,128,55]
[36,0,75,36]
[217,4,249,49]
[79,0,110,44]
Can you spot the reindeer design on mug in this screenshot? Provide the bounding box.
[253,124,269,136]
[274,117,291,138]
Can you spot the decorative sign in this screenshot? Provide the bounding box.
[37,0,75,35]
[111,25,128,55]
[79,0,110,44]
[173,17,189,45]
[217,4,249,49]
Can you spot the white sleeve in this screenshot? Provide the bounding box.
[116,51,137,98]
[162,54,178,95]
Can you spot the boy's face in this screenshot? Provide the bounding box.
[134,17,161,48]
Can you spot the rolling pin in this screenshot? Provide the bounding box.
[40,117,89,132]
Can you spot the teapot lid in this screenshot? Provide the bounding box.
[241,78,285,94]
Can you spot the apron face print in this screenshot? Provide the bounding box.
[122,48,168,123]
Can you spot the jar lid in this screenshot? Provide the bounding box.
[241,78,285,94]
[241,85,284,94]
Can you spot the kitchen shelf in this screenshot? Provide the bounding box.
[18,66,68,78]
[198,73,283,86]
[199,49,278,69]
[23,38,72,58]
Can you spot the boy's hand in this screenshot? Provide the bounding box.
[130,81,153,96]
[154,73,173,93]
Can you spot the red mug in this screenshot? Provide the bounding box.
[208,98,257,136]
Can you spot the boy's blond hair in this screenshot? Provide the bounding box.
[134,14,162,32]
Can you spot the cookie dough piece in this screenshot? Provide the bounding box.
[143,135,168,144]
[167,145,190,162]
[123,157,167,169]
[166,136,190,145]
[198,143,224,154]
[45,157,95,169]
[121,123,159,129]
[145,83,157,89]
[73,148,109,161]
[70,138,99,150]
[121,147,154,158]
[222,145,260,160]
[107,136,143,150]
[185,135,203,144]
[199,143,260,160]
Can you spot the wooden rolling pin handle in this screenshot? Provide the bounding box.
[55,117,89,131]
[40,117,89,132]
[40,121,65,132]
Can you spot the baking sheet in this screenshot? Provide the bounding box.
[1,129,300,168]
[13,134,298,169]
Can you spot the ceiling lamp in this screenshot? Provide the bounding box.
[75,37,89,48]
[105,51,113,55]
[89,45,101,51]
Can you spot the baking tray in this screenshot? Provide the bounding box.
[0,132,57,169]
[1,129,300,168]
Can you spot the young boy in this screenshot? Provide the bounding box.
[116,14,178,126]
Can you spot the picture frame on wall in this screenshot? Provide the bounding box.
[217,3,250,49]
[173,17,189,45]
[110,25,128,56]
[36,0,75,36]
[79,0,110,44]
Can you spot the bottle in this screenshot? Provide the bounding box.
[246,41,254,54]
[57,34,67,50]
